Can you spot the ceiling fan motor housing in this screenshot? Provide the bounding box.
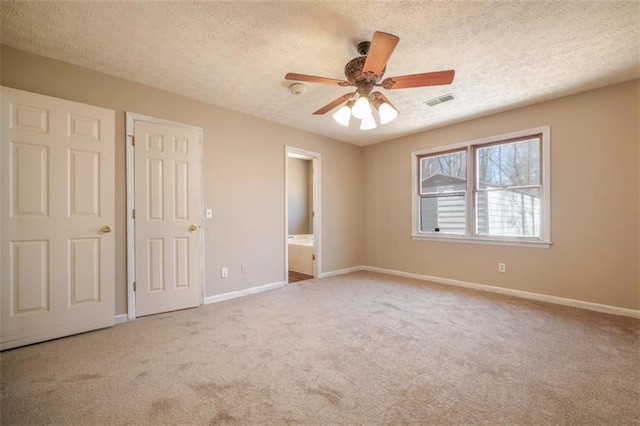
[344,56,385,85]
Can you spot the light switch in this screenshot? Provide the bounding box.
[206,208,213,219]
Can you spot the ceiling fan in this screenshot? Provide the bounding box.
[285,31,455,130]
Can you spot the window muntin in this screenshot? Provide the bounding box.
[412,127,550,246]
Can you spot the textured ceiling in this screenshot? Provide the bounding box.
[1,1,638,146]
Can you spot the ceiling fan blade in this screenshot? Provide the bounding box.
[362,32,400,78]
[313,94,352,115]
[381,70,455,89]
[285,73,351,86]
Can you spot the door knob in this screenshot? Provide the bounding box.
[189,224,198,231]
[101,225,112,233]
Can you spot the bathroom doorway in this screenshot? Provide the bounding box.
[285,147,321,284]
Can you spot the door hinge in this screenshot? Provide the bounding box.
[312,254,316,261]
[133,281,137,292]
[132,209,135,219]
[131,135,135,146]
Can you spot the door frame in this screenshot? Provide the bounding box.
[125,112,204,320]
[284,146,321,283]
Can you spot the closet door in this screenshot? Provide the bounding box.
[1,86,115,350]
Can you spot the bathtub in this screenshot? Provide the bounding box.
[288,234,314,275]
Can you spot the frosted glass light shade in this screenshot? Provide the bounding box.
[360,113,377,130]
[352,97,371,119]
[378,102,399,124]
[332,105,351,126]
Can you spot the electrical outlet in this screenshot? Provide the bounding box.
[221,267,229,278]
[241,265,247,275]
[498,263,506,273]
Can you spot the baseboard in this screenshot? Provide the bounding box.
[204,281,286,304]
[360,265,640,319]
[114,314,128,324]
[319,265,364,278]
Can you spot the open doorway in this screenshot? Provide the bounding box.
[285,147,321,284]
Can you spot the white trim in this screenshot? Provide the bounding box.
[360,266,640,319]
[540,126,552,242]
[410,153,418,243]
[284,147,322,284]
[204,281,286,304]
[318,266,364,278]
[125,112,205,320]
[411,235,552,248]
[114,314,129,324]
[412,126,551,157]
[125,118,136,320]
[411,126,551,247]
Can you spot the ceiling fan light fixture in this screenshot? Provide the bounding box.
[332,104,352,127]
[352,96,371,119]
[378,102,399,124]
[360,113,377,130]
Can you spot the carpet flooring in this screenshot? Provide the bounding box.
[1,271,639,425]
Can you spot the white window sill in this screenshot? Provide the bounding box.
[411,234,552,248]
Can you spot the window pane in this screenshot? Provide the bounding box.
[420,151,466,194]
[420,195,466,234]
[477,138,540,189]
[476,188,541,237]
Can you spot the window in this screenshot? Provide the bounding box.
[412,126,551,247]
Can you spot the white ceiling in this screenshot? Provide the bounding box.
[1,1,638,146]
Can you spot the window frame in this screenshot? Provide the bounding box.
[411,126,551,248]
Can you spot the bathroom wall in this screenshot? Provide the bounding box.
[288,157,311,235]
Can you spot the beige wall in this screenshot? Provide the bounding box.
[2,46,638,313]
[287,157,311,235]
[363,80,640,310]
[0,46,364,315]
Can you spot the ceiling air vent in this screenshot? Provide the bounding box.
[424,93,455,107]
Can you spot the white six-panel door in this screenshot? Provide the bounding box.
[133,120,201,317]
[1,87,115,350]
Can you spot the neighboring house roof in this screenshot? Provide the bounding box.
[421,173,466,186]
[422,173,534,191]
